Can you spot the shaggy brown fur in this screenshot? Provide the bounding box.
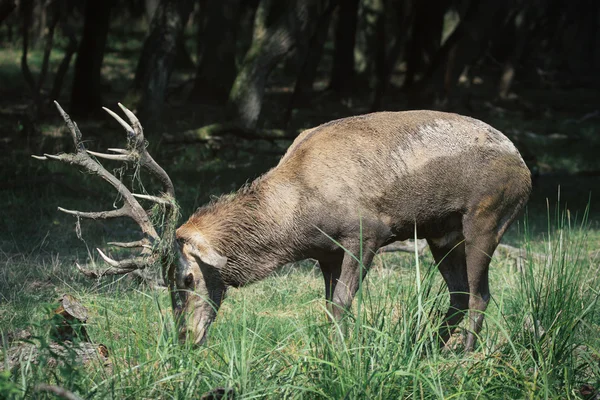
[175,110,532,348]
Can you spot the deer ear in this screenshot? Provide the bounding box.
[185,233,227,269]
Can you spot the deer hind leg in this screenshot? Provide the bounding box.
[462,206,512,351]
[427,233,469,347]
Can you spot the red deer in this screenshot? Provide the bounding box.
[37,103,531,350]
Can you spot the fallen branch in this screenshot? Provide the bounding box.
[378,241,547,264]
[75,263,166,290]
[35,384,83,400]
[378,240,428,255]
[496,244,545,261]
[2,341,109,372]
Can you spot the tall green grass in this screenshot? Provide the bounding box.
[1,203,599,399]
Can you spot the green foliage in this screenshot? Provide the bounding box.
[1,200,599,399]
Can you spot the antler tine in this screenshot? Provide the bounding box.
[118,103,143,138]
[132,193,171,205]
[107,148,129,154]
[102,107,135,138]
[108,239,152,249]
[54,101,83,150]
[86,149,131,161]
[58,206,129,220]
[102,104,175,197]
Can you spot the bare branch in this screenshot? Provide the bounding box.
[378,240,428,255]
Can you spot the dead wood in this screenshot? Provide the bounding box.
[35,385,83,400]
[1,340,110,372]
[378,240,428,255]
[378,241,548,269]
[1,294,110,373]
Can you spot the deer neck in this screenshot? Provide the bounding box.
[190,182,300,286]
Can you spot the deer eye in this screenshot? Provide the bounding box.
[184,273,194,288]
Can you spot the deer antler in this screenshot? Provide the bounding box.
[33,102,179,283]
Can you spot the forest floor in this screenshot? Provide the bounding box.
[1,42,600,398]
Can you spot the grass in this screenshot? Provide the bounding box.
[1,197,599,399]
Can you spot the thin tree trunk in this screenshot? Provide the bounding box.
[226,0,318,129]
[20,0,36,95]
[370,0,415,111]
[356,0,385,88]
[193,0,209,65]
[132,0,194,124]
[284,0,336,123]
[190,0,242,104]
[370,0,387,111]
[70,0,113,115]
[497,6,530,99]
[50,25,77,101]
[0,0,16,25]
[404,0,448,89]
[410,0,505,108]
[328,0,359,95]
[36,3,58,95]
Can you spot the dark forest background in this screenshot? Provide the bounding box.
[0,0,599,249]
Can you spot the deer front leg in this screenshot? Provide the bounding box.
[329,242,376,322]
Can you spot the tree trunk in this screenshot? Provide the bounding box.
[190,0,242,104]
[145,0,160,22]
[226,0,318,129]
[50,12,78,102]
[131,0,194,124]
[496,5,531,99]
[0,0,16,25]
[410,0,505,108]
[355,0,385,88]
[284,0,336,122]
[193,0,209,64]
[370,0,416,111]
[20,0,36,95]
[37,2,59,95]
[404,0,448,89]
[70,0,113,115]
[328,0,359,95]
